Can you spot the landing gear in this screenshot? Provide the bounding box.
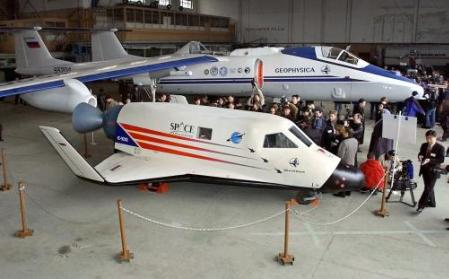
[295,190,319,205]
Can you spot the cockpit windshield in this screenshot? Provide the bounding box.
[321,47,359,65]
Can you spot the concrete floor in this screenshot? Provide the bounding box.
[1,101,449,279]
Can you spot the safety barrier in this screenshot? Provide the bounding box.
[1,148,11,191]
[15,181,33,238]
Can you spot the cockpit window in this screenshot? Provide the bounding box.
[263,133,297,148]
[337,51,358,65]
[321,47,359,65]
[289,126,312,147]
[322,47,341,59]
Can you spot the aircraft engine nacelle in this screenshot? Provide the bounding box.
[20,79,97,113]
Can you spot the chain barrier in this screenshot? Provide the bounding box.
[121,206,289,232]
[294,175,385,226]
[3,157,106,225]
[2,147,391,229]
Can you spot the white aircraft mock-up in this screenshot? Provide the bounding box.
[88,31,424,102]
[39,102,364,199]
[0,27,219,112]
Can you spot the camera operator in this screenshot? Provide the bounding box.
[416,130,445,213]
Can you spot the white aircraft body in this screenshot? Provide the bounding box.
[86,31,423,102]
[157,46,424,102]
[39,102,364,195]
[0,27,219,112]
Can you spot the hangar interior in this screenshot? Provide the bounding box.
[1,1,449,278]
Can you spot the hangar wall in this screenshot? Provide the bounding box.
[198,0,449,45]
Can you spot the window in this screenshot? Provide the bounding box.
[337,51,358,65]
[180,0,193,9]
[197,127,212,140]
[263,133,297,148]
[321,47,341,59]
[289,126,312,147]
[159,0,170,6]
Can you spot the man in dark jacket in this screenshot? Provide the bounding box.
[416,130,445,212]
[321,110,338,153]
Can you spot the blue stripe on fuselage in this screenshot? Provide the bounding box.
[158,76,366,85]
[280,47,416,84]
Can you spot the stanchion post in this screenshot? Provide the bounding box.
[374,171,390,217]
[83,133,91,158]
[1,148,11,191]
[15,182,33,238]
[277,199,296,265]
[117,199,134,262]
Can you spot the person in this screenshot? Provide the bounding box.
[349,113,364,147]
[321,110,338,153]
[334,126,359,197]
[268,105,278,115]
[359,152,385,192]
[403,91,425,117]
[337,126,358,166]
[105,96,119,110]
[369,118,393,159]
[416,130,445,213]
[281,104,294,121]
[422,88,438,128]
[193,97,201,105]
[307,107,326,144]
[291,94,302,111]
[353,98,366,119]
[375,97,390,122]
[247,79,265,108]
[0,123,3,141]
[438,93,449,141]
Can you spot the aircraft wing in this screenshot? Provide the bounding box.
[0,55,218,98]
[40,126,286,187]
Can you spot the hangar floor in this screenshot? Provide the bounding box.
[1,101,449,279]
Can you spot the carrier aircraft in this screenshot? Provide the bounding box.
[88,30,424,102]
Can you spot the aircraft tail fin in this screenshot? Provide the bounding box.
[91,30,128,61]
[39,126,105,183]
[14,28,64,73]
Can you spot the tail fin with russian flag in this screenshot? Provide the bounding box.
[13,27,70,75]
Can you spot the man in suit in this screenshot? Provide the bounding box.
[416,130,445,213]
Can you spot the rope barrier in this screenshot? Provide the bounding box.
[121,206,289,232]
[294,175,385,226]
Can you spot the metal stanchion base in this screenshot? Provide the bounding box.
[117,250,134,262]
[276,253,295,265]
[15,229,33,238]
[374,209,390,217]
[1,183,11,191]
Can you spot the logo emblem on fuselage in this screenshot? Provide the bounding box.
[321,65,331,74]
[289,157,299,167]
[227,132,245,144]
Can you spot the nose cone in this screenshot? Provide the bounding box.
[320,163,365,193]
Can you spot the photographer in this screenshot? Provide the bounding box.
[416,130,445,213]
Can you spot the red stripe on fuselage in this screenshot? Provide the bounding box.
[130,131,212,152]
[137,141,263,169]
[137,141,232,164]
[128,131,251,159]
[120,123,240,149]
[121,123,204,143]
